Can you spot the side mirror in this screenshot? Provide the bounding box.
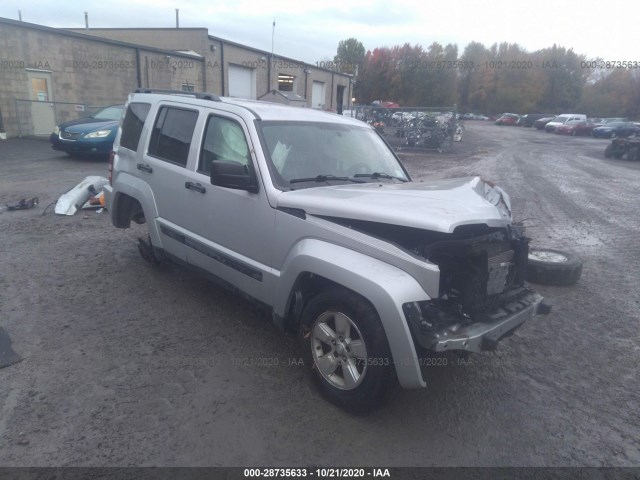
[210,160,258,193]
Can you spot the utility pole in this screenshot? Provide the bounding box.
[84,12,89,30]
[18,10,22,21]
[268,19,275,92]
[271,19,275,57]
[176,9,179,28]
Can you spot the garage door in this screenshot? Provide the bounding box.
[228,65,256,99]
[312,81,325,109]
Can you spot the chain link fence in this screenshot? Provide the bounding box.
[14,100,111,137]
[344,106,461,152]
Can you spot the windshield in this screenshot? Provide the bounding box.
[552,116,570,123]
[259,121,409,189]
[93,105,125,121]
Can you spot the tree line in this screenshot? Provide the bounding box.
[333,38,640,119]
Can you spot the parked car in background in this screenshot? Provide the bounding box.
[461,113,489,120]
[544,114,587,133]
[50,105,125,157]
[555,119,599,136]
[534,116,556,130]
[518,114,555,127]
[600,118,628,125]
[592,122,640,139]
[495,113,520,125]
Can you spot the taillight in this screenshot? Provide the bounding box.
[108,150,115,185]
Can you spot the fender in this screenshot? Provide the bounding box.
[275,238,430,389]
[111,172,161,246]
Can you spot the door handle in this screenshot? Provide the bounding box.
[185,181,206,194]
[136,163,153,173]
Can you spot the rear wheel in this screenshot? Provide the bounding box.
[626,146,639,161]
[299,287,397,413]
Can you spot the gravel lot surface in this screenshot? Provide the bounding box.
[0,124,639,467]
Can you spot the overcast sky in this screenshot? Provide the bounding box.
[0,0,635,63]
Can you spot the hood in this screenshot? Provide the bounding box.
[277,176,512,233]
[59,117,118,132]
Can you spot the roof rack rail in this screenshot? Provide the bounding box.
[134,88,222,102]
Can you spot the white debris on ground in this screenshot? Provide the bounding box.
[54,176,108,216]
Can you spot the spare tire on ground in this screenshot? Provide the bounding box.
[526,248,583,286]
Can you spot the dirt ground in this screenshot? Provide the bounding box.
[0,124,639,467]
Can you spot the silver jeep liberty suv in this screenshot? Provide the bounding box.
[105,89,549,412]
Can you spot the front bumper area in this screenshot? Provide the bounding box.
[404,287,549,353]
[50,132,113,155]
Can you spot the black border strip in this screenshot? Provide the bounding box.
[0,467,638,480]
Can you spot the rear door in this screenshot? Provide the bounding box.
[141,103,201,261]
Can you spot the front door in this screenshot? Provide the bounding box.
[182,111,275,303]
[27,71,55,135]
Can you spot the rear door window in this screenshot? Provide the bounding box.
[148,106,199,167]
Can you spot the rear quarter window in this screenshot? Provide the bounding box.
[120,103,151,151]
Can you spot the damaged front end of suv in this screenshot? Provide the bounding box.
[403,222,547,354]
[297,176,551,357]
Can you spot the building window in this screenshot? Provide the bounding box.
[278,74,295,92]
[181,83,195,92]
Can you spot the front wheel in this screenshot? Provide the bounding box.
[299,287,397,413]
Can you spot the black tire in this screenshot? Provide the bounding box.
[604,143,614,158]
[298,287,397,413]
[626,146,639,161]
[526,249,583,286]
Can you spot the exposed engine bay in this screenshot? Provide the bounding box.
[422,224,529,319]
[322,217,530,327]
